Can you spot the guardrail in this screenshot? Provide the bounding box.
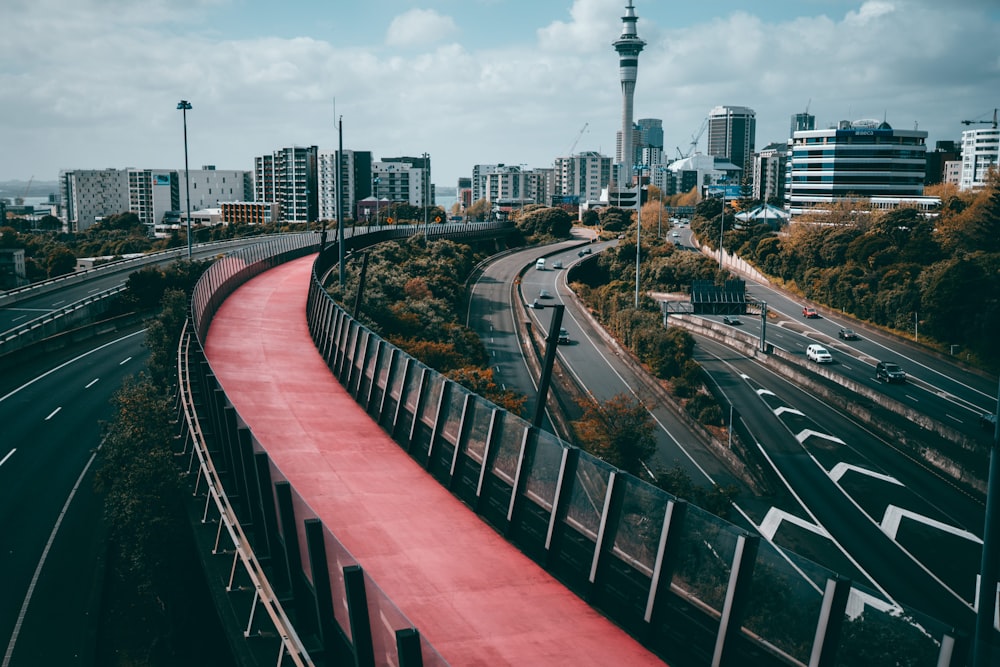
[0,237,266,308]
[180,223,964,667]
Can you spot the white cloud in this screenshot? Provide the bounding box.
[0,1,998,187]
[386,9,459,48]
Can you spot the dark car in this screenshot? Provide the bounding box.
[578,247,592,257]
[723,315,742,325]
[557,327,571,344]
[876,361,906,384]
[982,413,998,431]
[838,328,859,340]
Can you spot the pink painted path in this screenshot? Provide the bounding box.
[204,254,665,666]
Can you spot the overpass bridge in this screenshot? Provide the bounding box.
[175,224,965,665]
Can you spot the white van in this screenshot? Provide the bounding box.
[536,258,546,270]
[806,344,833,363]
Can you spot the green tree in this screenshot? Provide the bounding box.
[46,246,76,277]
[573,393,657,476]
[466,198,492,221]
[598,206,631,233]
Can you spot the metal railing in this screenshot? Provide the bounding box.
[179,223,964,667]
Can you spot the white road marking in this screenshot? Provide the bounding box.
[881,505,981,543]
[758,507,829,541]
[795,429,845,445]
[45,407,61,420]
[119,356,132,365]
[829,462,903,485]
[2,443,103,667]
[773,406,804,418]
[85,378,99,389]
[0,449,14,468]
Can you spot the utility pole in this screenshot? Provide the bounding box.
[532,305,565,430]
[973,376,1000,666]
[337,116,345,288]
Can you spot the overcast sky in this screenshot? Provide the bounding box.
[2,0,998,189]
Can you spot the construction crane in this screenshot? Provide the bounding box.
[961,108,997,129]
[676,117,708,159]
[568,122,589,154]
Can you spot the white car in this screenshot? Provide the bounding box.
[806,344,833,363]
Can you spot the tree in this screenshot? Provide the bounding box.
[517,206,573,239]
[573,393,657,476]
[466,198,492,221]
[598,206,631,233]
[46,246,76,277]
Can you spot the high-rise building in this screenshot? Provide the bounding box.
[319,149,371,222]
[127,169,178,230]
[254,146,318,223]
[790,111,815,137]
[612,1,645,190]
[554,152,612,204]
[959,126,999,191]
[751,143,787,203]
[707,105,757,178]
[60,168,129,232]
[785,119,935,214]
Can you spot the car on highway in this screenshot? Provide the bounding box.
[551,260,563,269]
[806,344,833,363]
[803,306,819,318]
[838,328,860,340]
[578,247,592,257]
[876,361,906,384]
[723,315,742,325]
[539,289,553,299]
[557,327,571,344]
[671,231,680,238]
[982,413,998,431]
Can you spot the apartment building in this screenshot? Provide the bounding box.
[254,146,318,223]
[785,119,936,215]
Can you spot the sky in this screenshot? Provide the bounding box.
[2,0,998,190]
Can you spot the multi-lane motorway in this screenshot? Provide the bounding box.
[471,228,997,637]
[1,328,148,666]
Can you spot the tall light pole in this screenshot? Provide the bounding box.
[635,164,645,308]
[718,190,726,272]
[177,100,193,260]
[422,152,430,238]
[372,175,380,226]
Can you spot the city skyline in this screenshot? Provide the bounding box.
[2,0,998,188]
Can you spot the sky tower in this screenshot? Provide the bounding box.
[613,1,645,189]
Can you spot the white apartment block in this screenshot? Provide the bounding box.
[255,146,318,223]
[319,149,370,222]
[785,120,933,215]
[480,165,543,207]
[944,160,963,187]
[959,127,999,191]
[372,161,429,208]
[178,166,251,213]
[128,169,177,230]
[553,152,612,204]
[471,164,500,203]
[61,168,129,232]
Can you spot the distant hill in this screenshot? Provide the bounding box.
[0,180,60,200]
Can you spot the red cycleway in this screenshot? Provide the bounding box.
[204,254,665,666]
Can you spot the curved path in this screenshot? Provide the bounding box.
[204,254,665,665]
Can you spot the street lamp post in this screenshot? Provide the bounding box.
[373,175,380,226]
[176,100,193,260]
[423,152,430,238]
[718,191,726,272]
[635,164,646,308]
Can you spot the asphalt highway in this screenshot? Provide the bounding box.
[1,328,148,667]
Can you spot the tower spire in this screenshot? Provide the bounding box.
[613,1,646,190]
